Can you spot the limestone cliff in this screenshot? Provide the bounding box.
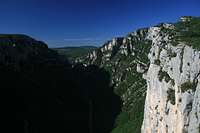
[79,16,200,133]
[141,17,200,133]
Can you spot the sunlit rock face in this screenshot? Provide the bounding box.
[75,16,200,133]
[141,23,200,133]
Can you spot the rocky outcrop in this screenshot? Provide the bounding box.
[79,16,200,133]
[142,26,200,133]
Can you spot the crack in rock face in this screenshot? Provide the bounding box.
[141,23,200,133]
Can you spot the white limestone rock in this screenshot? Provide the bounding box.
[141,25,200,133]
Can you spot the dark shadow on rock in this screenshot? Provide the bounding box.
[0,42,122,133]
[73,64,122,133]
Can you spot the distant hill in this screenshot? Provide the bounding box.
[52,46,97,62]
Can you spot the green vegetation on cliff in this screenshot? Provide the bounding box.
[159,16,200,50]
[82,38,151,133]
[174,17,200,50]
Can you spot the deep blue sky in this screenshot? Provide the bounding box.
[0,0,199,47]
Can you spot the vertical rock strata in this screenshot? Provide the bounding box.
[142,19,200,133]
